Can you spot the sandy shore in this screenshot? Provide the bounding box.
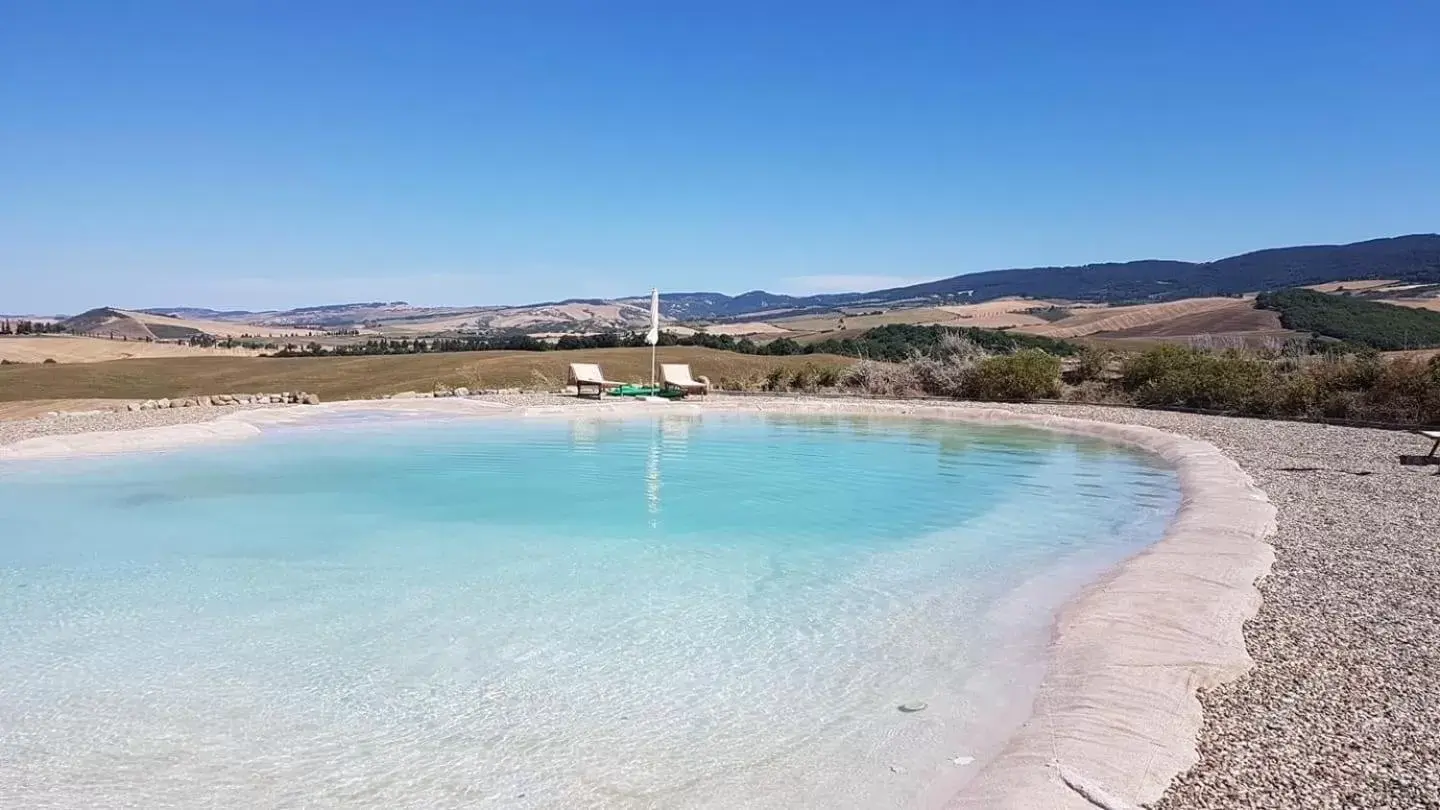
[2,395,1435,808]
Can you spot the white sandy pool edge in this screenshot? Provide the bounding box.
[0,397,1276,810]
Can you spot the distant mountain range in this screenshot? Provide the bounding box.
[131,234,1440,330]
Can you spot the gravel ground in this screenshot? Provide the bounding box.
[2,395,1435,808]
[972,403,1440,810]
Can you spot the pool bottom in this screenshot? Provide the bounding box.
[0,409,1184,809]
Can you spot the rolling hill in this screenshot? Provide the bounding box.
[126,234,1440,331]
[63,308,323,340]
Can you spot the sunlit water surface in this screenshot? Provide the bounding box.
[0,412,1178,809]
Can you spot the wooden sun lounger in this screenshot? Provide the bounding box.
[568,363,625,398]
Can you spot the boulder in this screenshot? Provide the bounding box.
[198,396,212,407]
[139,400,157,410]
[127,402,141,412]
[156,398,171,409]
[301,393,321,405]
[453,387,470,397]
[434,387,454,398]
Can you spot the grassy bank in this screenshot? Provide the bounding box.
[0,347,853,402]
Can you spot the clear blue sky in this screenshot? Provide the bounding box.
[3,0,1437,313]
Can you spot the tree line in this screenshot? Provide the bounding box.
[1256,288,1440,351]
[264,324,1082,360]
[0,320,67,335]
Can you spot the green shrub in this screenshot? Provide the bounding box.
[965,350,1062,400]
[1120,346,1277,413]
[1119,345,1193,392]
[1360,357,1440,423]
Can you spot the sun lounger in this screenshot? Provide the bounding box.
[660,364,711,397]
[569,363,625,398]
[1401,429,1440,474]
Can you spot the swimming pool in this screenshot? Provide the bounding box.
[0,411,1179,809]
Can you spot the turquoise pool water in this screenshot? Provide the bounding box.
[0,412,1178,809]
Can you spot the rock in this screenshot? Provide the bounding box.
[434,387,454,398]
[198,396,212,407]
[127,402,141,412]
[453,387,470,397]
[256,396,271,405]
[140,400,157,410]
[156,398,171,409]
[301,393,321,405]
[898,702,928,713]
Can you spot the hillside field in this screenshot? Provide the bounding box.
[0,335,265,363]
[0,347,853,402]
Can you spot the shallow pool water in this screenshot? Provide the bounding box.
[0,412,1178,809]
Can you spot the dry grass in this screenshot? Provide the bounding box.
[1105,303,1285,337]
[775,307,959,332]
[1379,298,1440,312]
[698,321,796,336]
[0,347,853,402]
[1018,298,1250,338]
[1384,348,1440,362]
[1303,279,1399,293]
[115,310,324,338]
[0,335,263,364]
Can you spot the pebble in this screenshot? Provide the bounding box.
[978,402,1440,810]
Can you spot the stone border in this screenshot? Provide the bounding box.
[0,397,1276,809]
